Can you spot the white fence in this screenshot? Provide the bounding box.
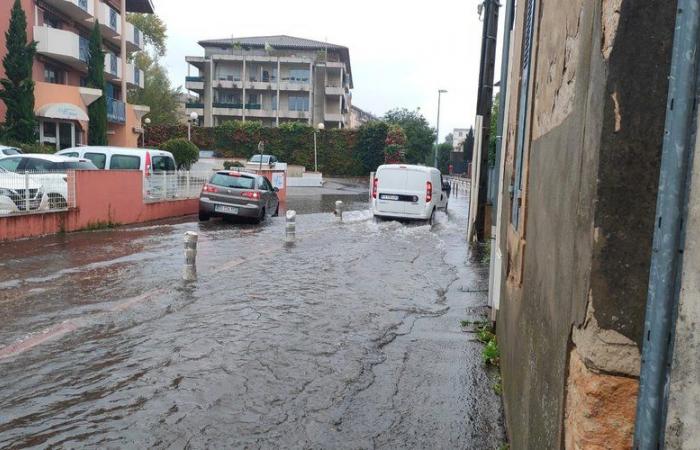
[143,171,210,202]
[0,170,76,216]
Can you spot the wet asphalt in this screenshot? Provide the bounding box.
[0,180,505,449]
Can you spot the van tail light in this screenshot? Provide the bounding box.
[202,184,218,193]
[426,181,433,202]
[144,151,152,177]
[242,191,261,200]
[372,177,378,199]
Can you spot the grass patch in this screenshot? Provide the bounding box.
[492,374,503,396]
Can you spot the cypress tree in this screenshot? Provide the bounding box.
[87,21,107,145]
[0,0,37,144]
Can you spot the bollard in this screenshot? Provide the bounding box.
[183,231,198,281]
[285,210,296,244]
[335,200,344,222]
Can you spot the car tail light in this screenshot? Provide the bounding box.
[144,151,152,176]
[372,177,378,199]
[202,184,218,193]
[426,181,433,202]
[242,191,260,200]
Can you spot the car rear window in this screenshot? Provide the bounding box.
[109,155,141,170]
[84,152,106,169]
[61,152,79,158]
[210,173,255,189]
[152,156,176,172]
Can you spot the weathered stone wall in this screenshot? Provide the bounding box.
[496,0,676,448]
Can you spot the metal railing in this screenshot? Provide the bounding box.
[0,170,76,216]
[143,171,210,203]
[107,98,126,123]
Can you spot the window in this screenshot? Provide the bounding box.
[62,152,80,158]
[109,155,140,170]
[209,173,255,189]
[63,161,97,170]
[44,13,62,29]
[0,158,21,172]
[271,94,277,111]
[84,152,107,169]
[152,156,176,172]
[44,65,64,84]
[288,95,309,112]
[23,158,56,172]
[511,0,536,229]
[246,93,259,105]
[288,69,309,82]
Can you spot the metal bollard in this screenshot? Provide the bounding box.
[183,231,198,281]
[285,210,296,244]
[335,200,343,222]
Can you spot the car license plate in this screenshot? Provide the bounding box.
[381,194,399,201]
[215,205,238,214]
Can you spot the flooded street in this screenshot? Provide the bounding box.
[0,181,505,449]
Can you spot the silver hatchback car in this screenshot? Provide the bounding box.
[199,171,280,223]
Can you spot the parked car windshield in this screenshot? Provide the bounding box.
[210,173,255,189]
[62,161,98,170]
[152,156,176,172]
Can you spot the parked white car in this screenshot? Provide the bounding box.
[0,154,96,208]
[0,168,48,214]
[371,164,449,223]
[0,145,22,159]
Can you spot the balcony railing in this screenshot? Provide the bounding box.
[186,76,204,82]
[213,102,242,109]
[79,36,89,63]
[109,7,118,30]
[107,98,125,123]
[186,102,204,109]
[134,66,141,86]
[108,53,118,76]
[245,104,262,110]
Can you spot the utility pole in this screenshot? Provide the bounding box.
[474,0,500,241]
[434,89,447,168]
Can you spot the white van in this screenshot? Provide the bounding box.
[371,164,449,223]
[57,147,176,173]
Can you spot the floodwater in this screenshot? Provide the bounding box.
[0,181,505,449]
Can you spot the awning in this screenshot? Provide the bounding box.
[35,103,89,122]
[126,0,155,13]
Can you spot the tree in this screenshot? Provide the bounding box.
[87,21,107,145]
[126,14,180,126]
[355,120,388,173]
[160,138,199,169]
[444,133,454,147]
[383,108,435,165]
[437,142,452,174]
[384,125,407,164]
[463,127,475,162]
[128,54,180,125]
[0,0,37,144]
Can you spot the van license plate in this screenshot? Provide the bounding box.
[380,194,399,201]
[215,205,238,214]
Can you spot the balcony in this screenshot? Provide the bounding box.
[107,98,126,123]
[125,22,144,53]
[325,112,343,123]
[97,1,121,41]
[186,76,204,91]
[325,85,344,96]
[127,63,144,89]
[42,0,94,21]
[213,102,242,109]
[104,52,122,80]
[34,26,89,71]
[186,102,204,109]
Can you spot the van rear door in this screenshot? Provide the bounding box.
[376,167,409,215]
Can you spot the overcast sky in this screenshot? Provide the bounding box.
[157,0,503,141]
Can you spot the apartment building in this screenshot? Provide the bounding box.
[348,105,375,129]
[0,0,152,149]
[185,35,353,128]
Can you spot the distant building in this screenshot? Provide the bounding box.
[349,105,376,128]
[185,35,353,128]
[452,128,471,152]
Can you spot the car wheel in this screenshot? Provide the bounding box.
[48,194,67,209]
[198,211,210,221]
[255,207,266,224]
[429,208,436,226]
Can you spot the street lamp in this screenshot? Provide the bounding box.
[188,112,199,141]
[142,117,151,147]
[434,89,447,168]
[314,122,325,173]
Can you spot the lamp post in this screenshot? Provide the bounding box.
[314,122,325,173]
[188,112,199,142]
[142,117,150,147]
[434,89,447,168]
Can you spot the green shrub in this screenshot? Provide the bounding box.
[12,141,56,154]
[160,138,199,169]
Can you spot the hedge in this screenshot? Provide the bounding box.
[143,120,386,176]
